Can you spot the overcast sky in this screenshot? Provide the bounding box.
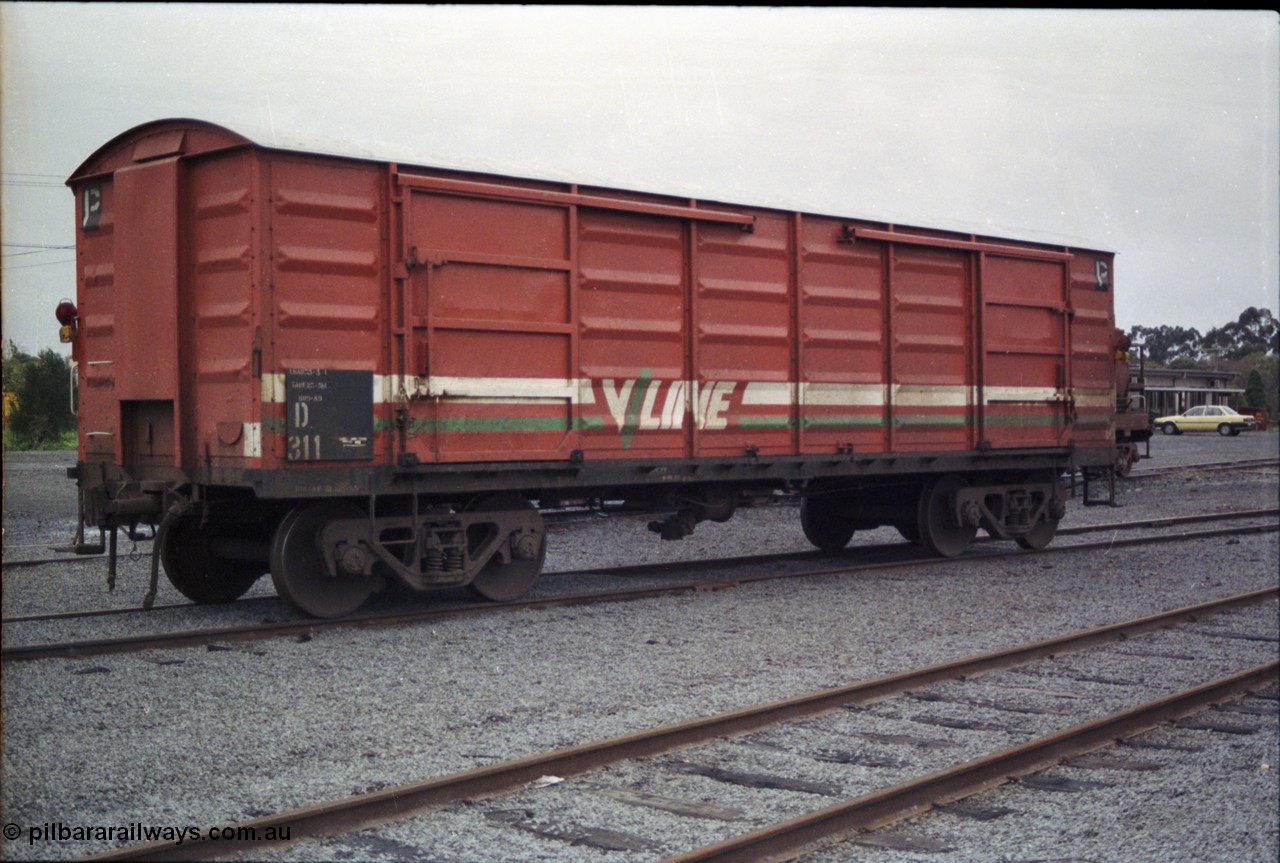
[3,5,1277,356]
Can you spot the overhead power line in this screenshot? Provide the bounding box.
[1,243,76,269]
[3,250,65,259]
[1,172,67,189]
[1,258,75,271]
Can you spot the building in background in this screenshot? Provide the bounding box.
[1140,367,1244,418]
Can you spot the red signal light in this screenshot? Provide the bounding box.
[55,299,78,326]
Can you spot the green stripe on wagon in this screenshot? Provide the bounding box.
[802,415,888,429]
[346,414,1086,435]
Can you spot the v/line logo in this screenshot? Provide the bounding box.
[599,376,736,446]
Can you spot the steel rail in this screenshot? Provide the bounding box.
[75,588,1277,862]
[0,505,633,571]
[6,505,1274,626]
[0,596,278,625]
[1052,506,1277,537]
[6,521,1278,663]
[2,555,101,569]
[1129,456,1279,478]
[667,661,1280,863]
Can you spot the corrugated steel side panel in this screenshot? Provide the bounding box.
[1067,251,1118,448]
[889,244,974,453]
[383,185,1110,466]
[695,212,793,457]
[980,254,1070,450]
[265,157,387,468]
[112,159,180,404]
[797,216,889,455]
[186,151,261,465]
[578,209,687,457]
[404,189,576,462]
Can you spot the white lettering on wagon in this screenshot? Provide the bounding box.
[602,379,638,431]
[600,379,736,435]
[698,381,735,431]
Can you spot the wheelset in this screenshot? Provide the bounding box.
[916,475,977,558]
[800,494,856,552]
[270,501,374,618]
[464,493,546,602]
[160,512,263,604]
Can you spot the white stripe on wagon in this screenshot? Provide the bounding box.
[243,422,262,458]
[984,386,1064,403]
[424,376,578,403]
[257,375,1114,411]
[802,383,887,407]
[893,385,970,408]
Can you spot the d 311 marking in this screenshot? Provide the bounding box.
[285,369,373,461]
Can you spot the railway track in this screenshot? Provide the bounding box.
[0,506,636,571]
[1128,455,1278,478]
[4,510,1277,663]
[671,663,1277,863]
[5,507,1274,660]
[5,505,1276,627]
[74,588,1278,862]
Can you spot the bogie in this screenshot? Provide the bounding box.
[798,474,1065,559]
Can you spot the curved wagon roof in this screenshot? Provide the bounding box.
[69,117,1112,253]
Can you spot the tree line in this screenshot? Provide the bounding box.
[3,342,77,449]
[1127,306,1278,366]
[1126,307,1278,417]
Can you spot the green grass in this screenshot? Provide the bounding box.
[2,429,78,451]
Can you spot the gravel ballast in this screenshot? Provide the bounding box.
[1,431,1277,861]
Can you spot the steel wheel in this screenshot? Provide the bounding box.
[1015,513,1060,550]
[1218,423,1234,437]
[800,495,855,552]
[465,493,545,602]
[916,475,977,558]
[270,501,373,618]
[161,513,262,604]
[1162,422,1178,435]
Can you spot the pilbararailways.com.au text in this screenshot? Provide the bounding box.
[5,821,291,846]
